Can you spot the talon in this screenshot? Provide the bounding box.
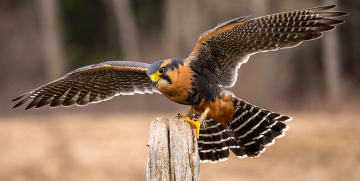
[182,117,201,139]
[177,112,184,118]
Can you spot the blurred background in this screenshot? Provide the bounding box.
[1,0,359,180]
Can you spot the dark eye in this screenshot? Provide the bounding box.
[158,67,165,74]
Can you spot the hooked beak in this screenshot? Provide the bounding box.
[150,74,161,87]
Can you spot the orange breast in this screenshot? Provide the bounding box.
[157,62,195,105]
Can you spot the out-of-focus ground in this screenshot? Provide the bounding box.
[0,112,359,181]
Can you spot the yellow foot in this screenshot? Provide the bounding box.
[182,117,201,139]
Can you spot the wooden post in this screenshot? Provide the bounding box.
[147,117,200,181]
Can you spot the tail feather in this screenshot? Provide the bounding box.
[197,96,291,163]
[198,120,233,163]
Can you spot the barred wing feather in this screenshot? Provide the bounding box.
[186,5,348,88]
[12,61,160,110]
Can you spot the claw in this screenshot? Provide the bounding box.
[182,117,200,139]
[177,112,184,118]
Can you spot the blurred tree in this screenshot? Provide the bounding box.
[111,0,141,62]
[249,0,271,106]
[39,0,66,80]
[162,0,180,58]
[339,0,360,97]
[178,0,202,56]
[322,0,342,106]
[59,0,120,69]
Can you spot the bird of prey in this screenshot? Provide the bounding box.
[12,5,347,163]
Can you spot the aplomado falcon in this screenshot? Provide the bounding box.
[12,5,347,163]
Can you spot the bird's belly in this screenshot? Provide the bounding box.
[193,91,235,125]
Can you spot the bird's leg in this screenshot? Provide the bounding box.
[198,107,210,123]
[182,107,210,139]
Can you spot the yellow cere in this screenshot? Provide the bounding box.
[150,74,161,82]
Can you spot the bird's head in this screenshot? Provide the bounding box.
[147,59,173,88]
[147,59,186,89]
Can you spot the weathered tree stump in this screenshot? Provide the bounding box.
[147,117,200,181]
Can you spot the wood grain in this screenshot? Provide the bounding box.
[147,117,200,181]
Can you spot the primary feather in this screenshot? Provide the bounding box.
[186,5,348,88]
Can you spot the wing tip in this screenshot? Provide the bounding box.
[12,96,31,109]
[332,12,349,17]
[310,5,336,11]
[309,5,348,17]
[12,92,30,102]
[12,103,22,109]
[12,97,21,102]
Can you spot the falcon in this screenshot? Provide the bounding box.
[12,5,347,163]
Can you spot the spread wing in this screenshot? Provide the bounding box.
[12,61,160,110]
[185,5,348,87]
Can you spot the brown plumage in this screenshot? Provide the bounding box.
[12,5,347,163]
[12,61,158,109]
[187,5,347,88]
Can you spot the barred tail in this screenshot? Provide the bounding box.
[197,96,292,163]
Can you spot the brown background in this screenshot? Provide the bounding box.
[1,0,359,180]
